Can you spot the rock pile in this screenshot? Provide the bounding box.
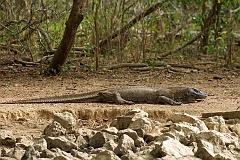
[0,109,239,160]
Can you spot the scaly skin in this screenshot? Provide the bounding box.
[1,86,207,105]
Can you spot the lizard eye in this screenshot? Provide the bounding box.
[192,88,199,93]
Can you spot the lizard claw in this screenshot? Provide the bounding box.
[172,101,182,105]
[127,101,135,105]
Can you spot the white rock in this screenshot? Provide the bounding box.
[75,135,87,148]
[229,124,240,136]
[118,128,139,141]
[0,129,16,147]
[71,149,92,159]
[54,112,76,130]
[195,139,215,160]
[194,130,239,159]
[169,113,208,131]
[125,108,149,119]
[151,138,194,158]
[21,145,37,160]
[103,139,118,151]
[114,134,135,156]
[129,117,153,133]
[102,127,118,135]
[115,115,134,130]
[6,146,26,160]
[117,128,145,147]
[121,150,154,160]
[91,150,121,160]
[113,109,149,130]
[89,132,118,148]
[170,122,200,135]
[196,130,239,147]
[33,138,47,152]
[204,116,231,133]
[44,121,66,137]
[45,136,77,152]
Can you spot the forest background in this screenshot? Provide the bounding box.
[0,0,239,75]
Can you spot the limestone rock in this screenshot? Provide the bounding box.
[33,138,47,152]
[118,128,145,147]
[151,138,194,158]
[229,124,240,136]
[44,121,66,137]
[118,129,139,141]
[6,146,25,160]
[75,128,96,147]
[112,109,149,130]
[71,149,92,159]
[114,115,134,130]
[114,134,135,156]
[102,127,118,135]
[0,129,16,147]
[89,132,118,148]
[194,130,239,160]
[54,112,76,130]
[21,145,37,160]
[129,117,153,133]
[160,155,202,160]
[91,150,120,160]
[54,155,72,160]
[170,122,200,135]
[45,136,77,152]
[204,116,231,133]
[195,130,239,147]
[169,113,200,124]
[169,113,208,131]
[125,108,149,119]
[75,135,87,148]
[40,149,56,158]
[103,139,118,151]
[195,139,215,160]
[121,150,154,160]
[53,149,79,160]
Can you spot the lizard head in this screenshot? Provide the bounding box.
[186,87,208,102]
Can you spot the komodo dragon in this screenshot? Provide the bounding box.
[1,86,207,105]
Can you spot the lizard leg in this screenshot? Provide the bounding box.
[98,91,134,104]
[158,96,182,105]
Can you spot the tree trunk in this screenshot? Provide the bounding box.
[98,0,167,50]
[200,0,219,55]
[47,0,85,75]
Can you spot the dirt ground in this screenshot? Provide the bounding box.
[0,64,239,139]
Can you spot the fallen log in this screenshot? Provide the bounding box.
[202,110,240,119]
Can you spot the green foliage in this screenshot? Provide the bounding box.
[0,0,239,69]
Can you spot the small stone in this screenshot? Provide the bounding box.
[204,116,231,133]
[102,127,118,135]
[45,136,77,152]
[89,132,118,148]
[33,138,47,152]
[71,149,92,159]
[0,129,16,147]
[44,121,66,137]
[54,112,76,130]
[169,113,208,131]
[151,138,194,158]
[21,145,37,160]
[92,150,120,160]
[129,117,153,133]
[114,134,135,156]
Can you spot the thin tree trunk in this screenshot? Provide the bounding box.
[48,0,85,75]
[93,0,101,70]
[98,0,167,50]
[200,0,219,55]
